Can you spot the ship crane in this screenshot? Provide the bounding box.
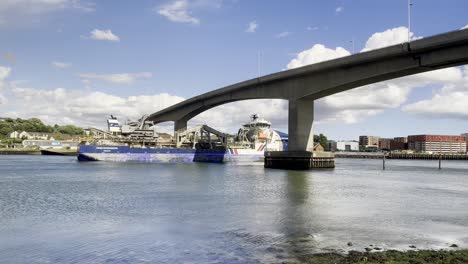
[176,124,228,149]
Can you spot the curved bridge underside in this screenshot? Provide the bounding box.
[147,29,468,151]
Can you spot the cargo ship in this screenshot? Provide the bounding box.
[78,115,288,163]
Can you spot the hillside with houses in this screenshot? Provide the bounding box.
[0,117,85,150]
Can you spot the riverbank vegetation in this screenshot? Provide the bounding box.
[0,118,84,138]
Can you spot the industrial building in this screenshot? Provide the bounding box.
[326,141,337,152]
[337,141,359,151]
[407,135,466,154]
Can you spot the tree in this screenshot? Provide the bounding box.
[55,125,84,135]
[314,133,328,149]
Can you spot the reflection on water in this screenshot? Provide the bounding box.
[0,156,468,263]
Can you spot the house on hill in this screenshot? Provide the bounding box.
[9,131,55,141]
[9,131,20,139]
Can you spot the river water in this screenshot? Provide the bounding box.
[0,156,467,263]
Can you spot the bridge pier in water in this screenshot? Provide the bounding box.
[265,98,335,169]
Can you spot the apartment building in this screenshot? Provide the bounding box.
[359,135,380,148]
[408,135,466,154]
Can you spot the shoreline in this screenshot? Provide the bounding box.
[294,249,468,263]
[0,149,41,155]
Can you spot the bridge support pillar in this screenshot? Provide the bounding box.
[174,119,188,148]
[288,98,314,152]
[265,98,334,169]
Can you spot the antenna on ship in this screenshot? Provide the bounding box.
[251,114,258,121]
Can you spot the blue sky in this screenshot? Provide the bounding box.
[0,0,467,140]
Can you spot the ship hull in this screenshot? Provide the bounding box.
[78,145,264,163]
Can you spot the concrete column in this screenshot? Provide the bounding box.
[288,98,314,151]
[174,119,188,148]
[174,119,187,133]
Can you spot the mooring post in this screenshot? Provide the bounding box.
[439,153,442,170]
[383,153,386,170]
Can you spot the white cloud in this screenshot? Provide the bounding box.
[0,66,10,87]
[275,31,291,38]
[69,0,95,12]
[307,26,319,31]
[77,72,152,84]
[4,77,287,133]
[191,99,288,132]
[89,29,120,42]
[0,66,11,105]
[157,0,200,25]
[286,44,350,69]
[403,66,468,119]
[51,61,71,69]
[0,66,11,93]
[0,0,94,25]
[3,26,466,132]
[8,84,184,128]
[461,25,468,30]
[361,26,419,52]
[335,6,344,14]
[192,0,223,9]
[285,26,464,124]
[0,0,94,14]
[403,92,468,119]
[245,21,257,33]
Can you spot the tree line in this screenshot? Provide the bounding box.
[0,118,84,137]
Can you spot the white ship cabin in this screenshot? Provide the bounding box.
[242,114,271,129]
[107,115,121,135]
[235,115,287,151]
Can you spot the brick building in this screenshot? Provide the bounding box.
[378,138,392,151]
[390,137,408,151]
[408,135,466,154]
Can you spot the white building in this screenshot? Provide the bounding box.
[9,131,20,139]
[9,131,55,140]
[336,141,359,152]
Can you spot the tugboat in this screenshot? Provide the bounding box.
[78,114,287,163]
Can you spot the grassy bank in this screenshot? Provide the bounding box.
[294,249,468,264]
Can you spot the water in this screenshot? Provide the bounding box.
[0,156,467,263]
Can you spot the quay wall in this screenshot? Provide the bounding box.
[0,149,41,155]
[335,152,468,160]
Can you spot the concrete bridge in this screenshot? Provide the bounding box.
[146,29,468,167]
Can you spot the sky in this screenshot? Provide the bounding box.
[0,0,467,140]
